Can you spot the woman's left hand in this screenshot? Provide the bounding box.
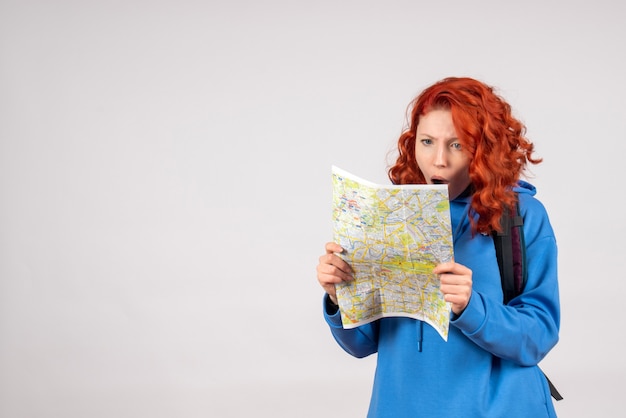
[434,261,473,315]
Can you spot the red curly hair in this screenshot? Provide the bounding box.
[388,77,542,234]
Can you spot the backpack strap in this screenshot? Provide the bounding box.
[492,199,563,401]
[545,373,564,401]
[493,202,525,304]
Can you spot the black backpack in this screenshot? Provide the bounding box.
[493,201,563,401]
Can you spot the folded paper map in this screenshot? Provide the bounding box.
[332,166,453,341]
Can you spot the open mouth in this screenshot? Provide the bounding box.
[431,178,448,185]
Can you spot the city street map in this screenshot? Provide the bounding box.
[332,166,454,341]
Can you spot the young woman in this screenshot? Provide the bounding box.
[316,77,560,417]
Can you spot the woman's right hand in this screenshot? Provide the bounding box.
[316,242,354,304]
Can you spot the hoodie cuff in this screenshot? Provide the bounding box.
[323,294,343,327]
[450,290,486,334]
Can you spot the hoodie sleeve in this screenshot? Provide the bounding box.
[323,294,379,358]
[450,195,560,366]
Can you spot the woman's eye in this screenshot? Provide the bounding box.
[451,142,462,150]
[420,139,432,145]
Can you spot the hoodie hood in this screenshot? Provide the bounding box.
[513,180,537,197]
[449,180,537,238]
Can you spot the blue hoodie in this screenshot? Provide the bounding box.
[323,181,560,417]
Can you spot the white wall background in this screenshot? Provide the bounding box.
[1,0,624,417]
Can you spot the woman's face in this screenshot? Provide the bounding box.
[414,109,471,200]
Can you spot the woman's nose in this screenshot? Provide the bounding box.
[434,145,447,167]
